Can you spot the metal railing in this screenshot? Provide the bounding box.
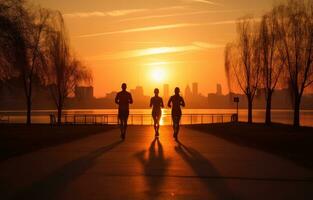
[0,115,10,123]
[0,113,238,125]
[57,113,238,125]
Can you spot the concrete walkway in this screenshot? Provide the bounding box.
[0,126,312,200]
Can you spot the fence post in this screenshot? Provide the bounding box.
[190,115,192,125]
[212,115,214,124]
[201,115,203,124]
[85,115,87,124]
[222,115,224,123]
[141,115,143,125]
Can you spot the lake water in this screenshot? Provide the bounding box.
[1,109,313,127]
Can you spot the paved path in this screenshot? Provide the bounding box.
[0,126,313,200]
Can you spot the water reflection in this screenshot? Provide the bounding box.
[1,109,313,126]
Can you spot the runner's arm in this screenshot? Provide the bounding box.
[167,97,172,108]
[181,97,185,107]
[115,94,119,104]
[129,93,133,104]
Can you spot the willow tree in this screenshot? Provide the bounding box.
[0,0,50,125]
[275,0,313,127]
[44,12,91,124]
[0,7,15,81]
[225,17,261,123]
[0,0,25,92]
[259,11,285,125]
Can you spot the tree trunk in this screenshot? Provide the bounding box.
[25,77,33,125]
[57,93,64,125]
[26,96,31,125]
[57,103,62,125]
[247,96,253,124]
[265,90,272,125]
[293,96,301,127]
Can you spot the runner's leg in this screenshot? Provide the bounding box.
[155,115,160,136]
[176,115,181,138]
[172,115,176,135]
[124,116,128,133]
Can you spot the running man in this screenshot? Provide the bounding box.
[115,83,133,140]
[150,88,164,138]
[167,87,185,141]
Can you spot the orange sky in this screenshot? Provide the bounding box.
[32,0,274,97]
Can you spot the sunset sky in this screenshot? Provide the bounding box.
[32,0,275,97]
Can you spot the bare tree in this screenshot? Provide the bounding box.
[275,0,313,127]
[44,12,92,124]
[259,11,285,125]
[225,17,261,123]
[0,0,23,81]
[0,0,50,125]
[23,8,50,125]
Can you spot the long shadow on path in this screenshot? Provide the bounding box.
[135,138,171,197]
[10,140,123,200]
[175,141,236,200]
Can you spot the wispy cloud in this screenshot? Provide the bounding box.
[78,23,201,38]
[193,41,224,48]
[119,9,244,23]
[185,0,223,6]
[89,42,223,60]
[209,20,237,25]
[119,11,210,22]
[64,9,147,18]
[63,6,186,19]
[77,19,242,38]
[210,17,262,25]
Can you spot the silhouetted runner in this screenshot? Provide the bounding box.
[150,88,164,138]
[167,87,185,141]
[115,83,133,140]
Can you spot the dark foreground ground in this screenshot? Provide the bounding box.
[188,123,313,170]
[0,124,114,161]
[0,125,313,200]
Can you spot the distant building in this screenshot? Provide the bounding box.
[75,86,94,100]
[106,91,117,99]
[192,82,198,97]
[130,86,144,98]
[216,84,222,95]
[185,85,192,100]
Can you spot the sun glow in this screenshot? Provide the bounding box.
[150,67,166,82]
[146,61,169,83]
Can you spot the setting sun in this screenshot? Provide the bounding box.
[150,67,166,83]
[147,61,168,83]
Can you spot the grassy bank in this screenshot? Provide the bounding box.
[188,123,313,169]
[0,124,115,161]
